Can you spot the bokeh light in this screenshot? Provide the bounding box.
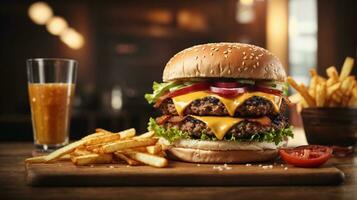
[46,16,68,35]
[28,2,53,25]
[60,28,84,49]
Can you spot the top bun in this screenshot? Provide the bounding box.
[163,43,286,82]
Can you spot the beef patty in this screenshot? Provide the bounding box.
[159,96,287,117]
[159,115,288,140]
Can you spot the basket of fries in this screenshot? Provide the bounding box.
[288,57,357,147]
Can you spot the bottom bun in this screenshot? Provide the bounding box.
[167,147,278,163]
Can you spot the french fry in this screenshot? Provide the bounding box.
[287,77,316,107]
[339,57,354,81]
[352,86,357,98]
[85,143,104,151]
[118,128,136,139]
[114,152,142,166]
[331,90,343,104]
[309,69,326,82]
[44,140,87,162]
[95,128,113,134]
[123,151,168,168]
[95,154,113,164]
[71,153,113,166]
[146,145,162,155]
[133,131,155,139]
[25,155,47,163]
[309,76,317,98]
[316,83,327,107]
[85,134,120,146]
[326,66,339,80]
[327,82,341,98]
[81,132,108,140]
[289,93,302,104]
[340,76,355,94]
[59,154,71,161]
[101,138,158,153]
[72,149,92,156]
[130,147,147,152]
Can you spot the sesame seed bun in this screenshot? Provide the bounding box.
[167,147,278,164]
[160,139,288,164]
[163,43,286,82]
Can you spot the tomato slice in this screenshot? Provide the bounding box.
[254,86,282,96]
[169,82,210,97]
[210,86,247,98]
[213,82,240,88]
[154,82,210,107]
[279,145,332,168]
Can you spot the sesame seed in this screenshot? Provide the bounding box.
[244,67,248,71]
[243,56,247,60]
[256,62,260,66]
[210,69,214,74]
[202,47,206,50]
[262,166,269,169]
[253,64,256,68]
[210,52,214,56]
[258,164,262,167]
[215,48,219,51]
[255,56,259,60]
[242,61,245,66]
[109,165,114,168]
[224,55,228,58]
[243,51,246,55]
[284,167,288,170]
[195,56,199,60]
[249,55,253,59]
[197,164,201,167]
[223,51,228,54]
[211,47,215,50]
[245,164,252,167]
[228,69,231,74]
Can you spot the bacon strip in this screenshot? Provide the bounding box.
[247,116,271,126]
[155,115,171,125]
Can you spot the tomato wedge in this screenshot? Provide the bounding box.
[154,82,210,107]
[210,86,247,98]
[279,145,332,168]
[254,86,282,96]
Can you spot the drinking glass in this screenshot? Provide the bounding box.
[27,58,77,151]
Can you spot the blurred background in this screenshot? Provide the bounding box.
[0,0,356,141]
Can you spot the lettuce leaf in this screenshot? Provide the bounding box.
[144,82,179,104]
[148,118,293,145]
[148,118,190,141]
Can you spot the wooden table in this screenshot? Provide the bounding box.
[1,133,356,199]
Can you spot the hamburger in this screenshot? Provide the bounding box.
[145,43,293,163]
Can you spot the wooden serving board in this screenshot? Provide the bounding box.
[25,161,344,186]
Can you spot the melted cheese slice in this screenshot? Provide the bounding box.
[190,116,269,140]
[172,91,282,116]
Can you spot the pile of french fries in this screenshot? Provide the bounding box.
[25,128,168,168]
[288,57,357,111]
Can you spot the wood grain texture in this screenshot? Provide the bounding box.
[26,161,344,186]
[1,142,356,200]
